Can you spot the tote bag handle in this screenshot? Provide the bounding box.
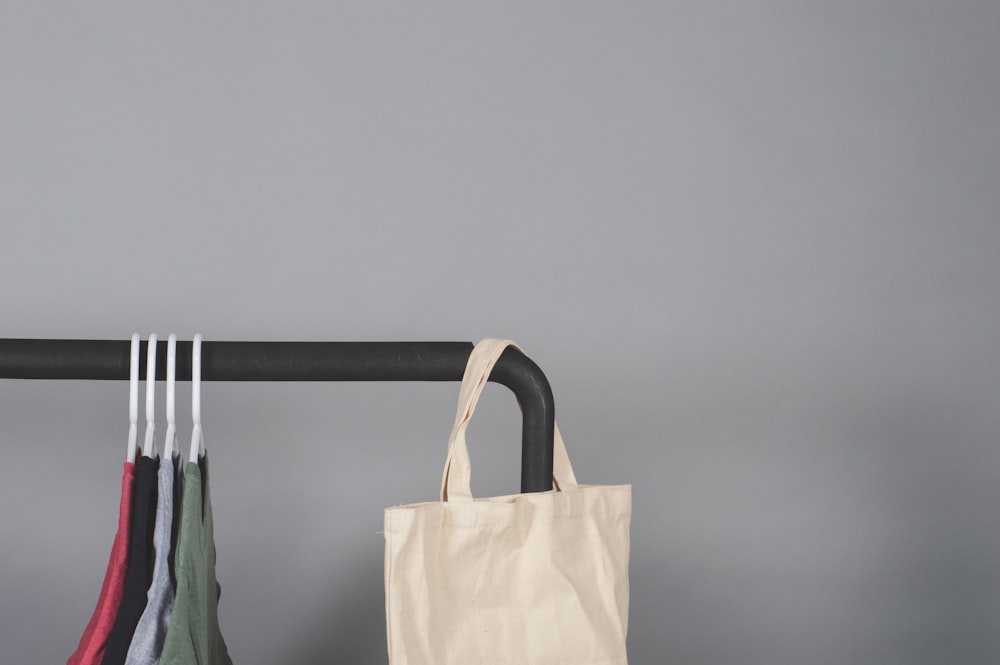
[441,338,579,502]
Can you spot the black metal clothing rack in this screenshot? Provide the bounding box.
[0,339,556,493]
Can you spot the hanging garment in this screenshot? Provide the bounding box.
[68,462,138,665]
[169,452,182,588]
[383,339,632,665]
[101,455,159,665]
[123,455,181,665]
[160,455,233,665]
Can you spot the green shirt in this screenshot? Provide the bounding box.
[161,455,233,665]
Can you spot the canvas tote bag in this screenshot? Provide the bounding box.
[384,338,631,665]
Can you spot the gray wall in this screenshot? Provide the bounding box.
[1,3,999,664]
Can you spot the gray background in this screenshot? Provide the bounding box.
[1,2,998,664]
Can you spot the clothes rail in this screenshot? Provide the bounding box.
[0,339,555,492]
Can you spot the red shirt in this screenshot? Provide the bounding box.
[67,462,136,665]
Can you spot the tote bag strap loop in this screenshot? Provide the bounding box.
[440,338,578,502]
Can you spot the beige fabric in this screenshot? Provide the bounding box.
[384,338,631,665]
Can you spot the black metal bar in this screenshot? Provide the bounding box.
[0,339,555,493]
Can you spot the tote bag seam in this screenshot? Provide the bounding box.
[385,510,394,664]
[389,483,631,512]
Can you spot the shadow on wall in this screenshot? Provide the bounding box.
[286,552,387,664]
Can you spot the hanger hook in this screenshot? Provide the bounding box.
[143,333,158,459]
[190,333,204,463]
[126,333,140,463]
[163,333,178,459]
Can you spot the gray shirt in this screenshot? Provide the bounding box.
[124,455,181,665]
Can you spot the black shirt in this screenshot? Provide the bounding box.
[100,454,159,665]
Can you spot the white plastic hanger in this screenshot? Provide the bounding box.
[163,333,180,460]
[142,333,158,459]
[126,333,141,463]
[189,333,205,463]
